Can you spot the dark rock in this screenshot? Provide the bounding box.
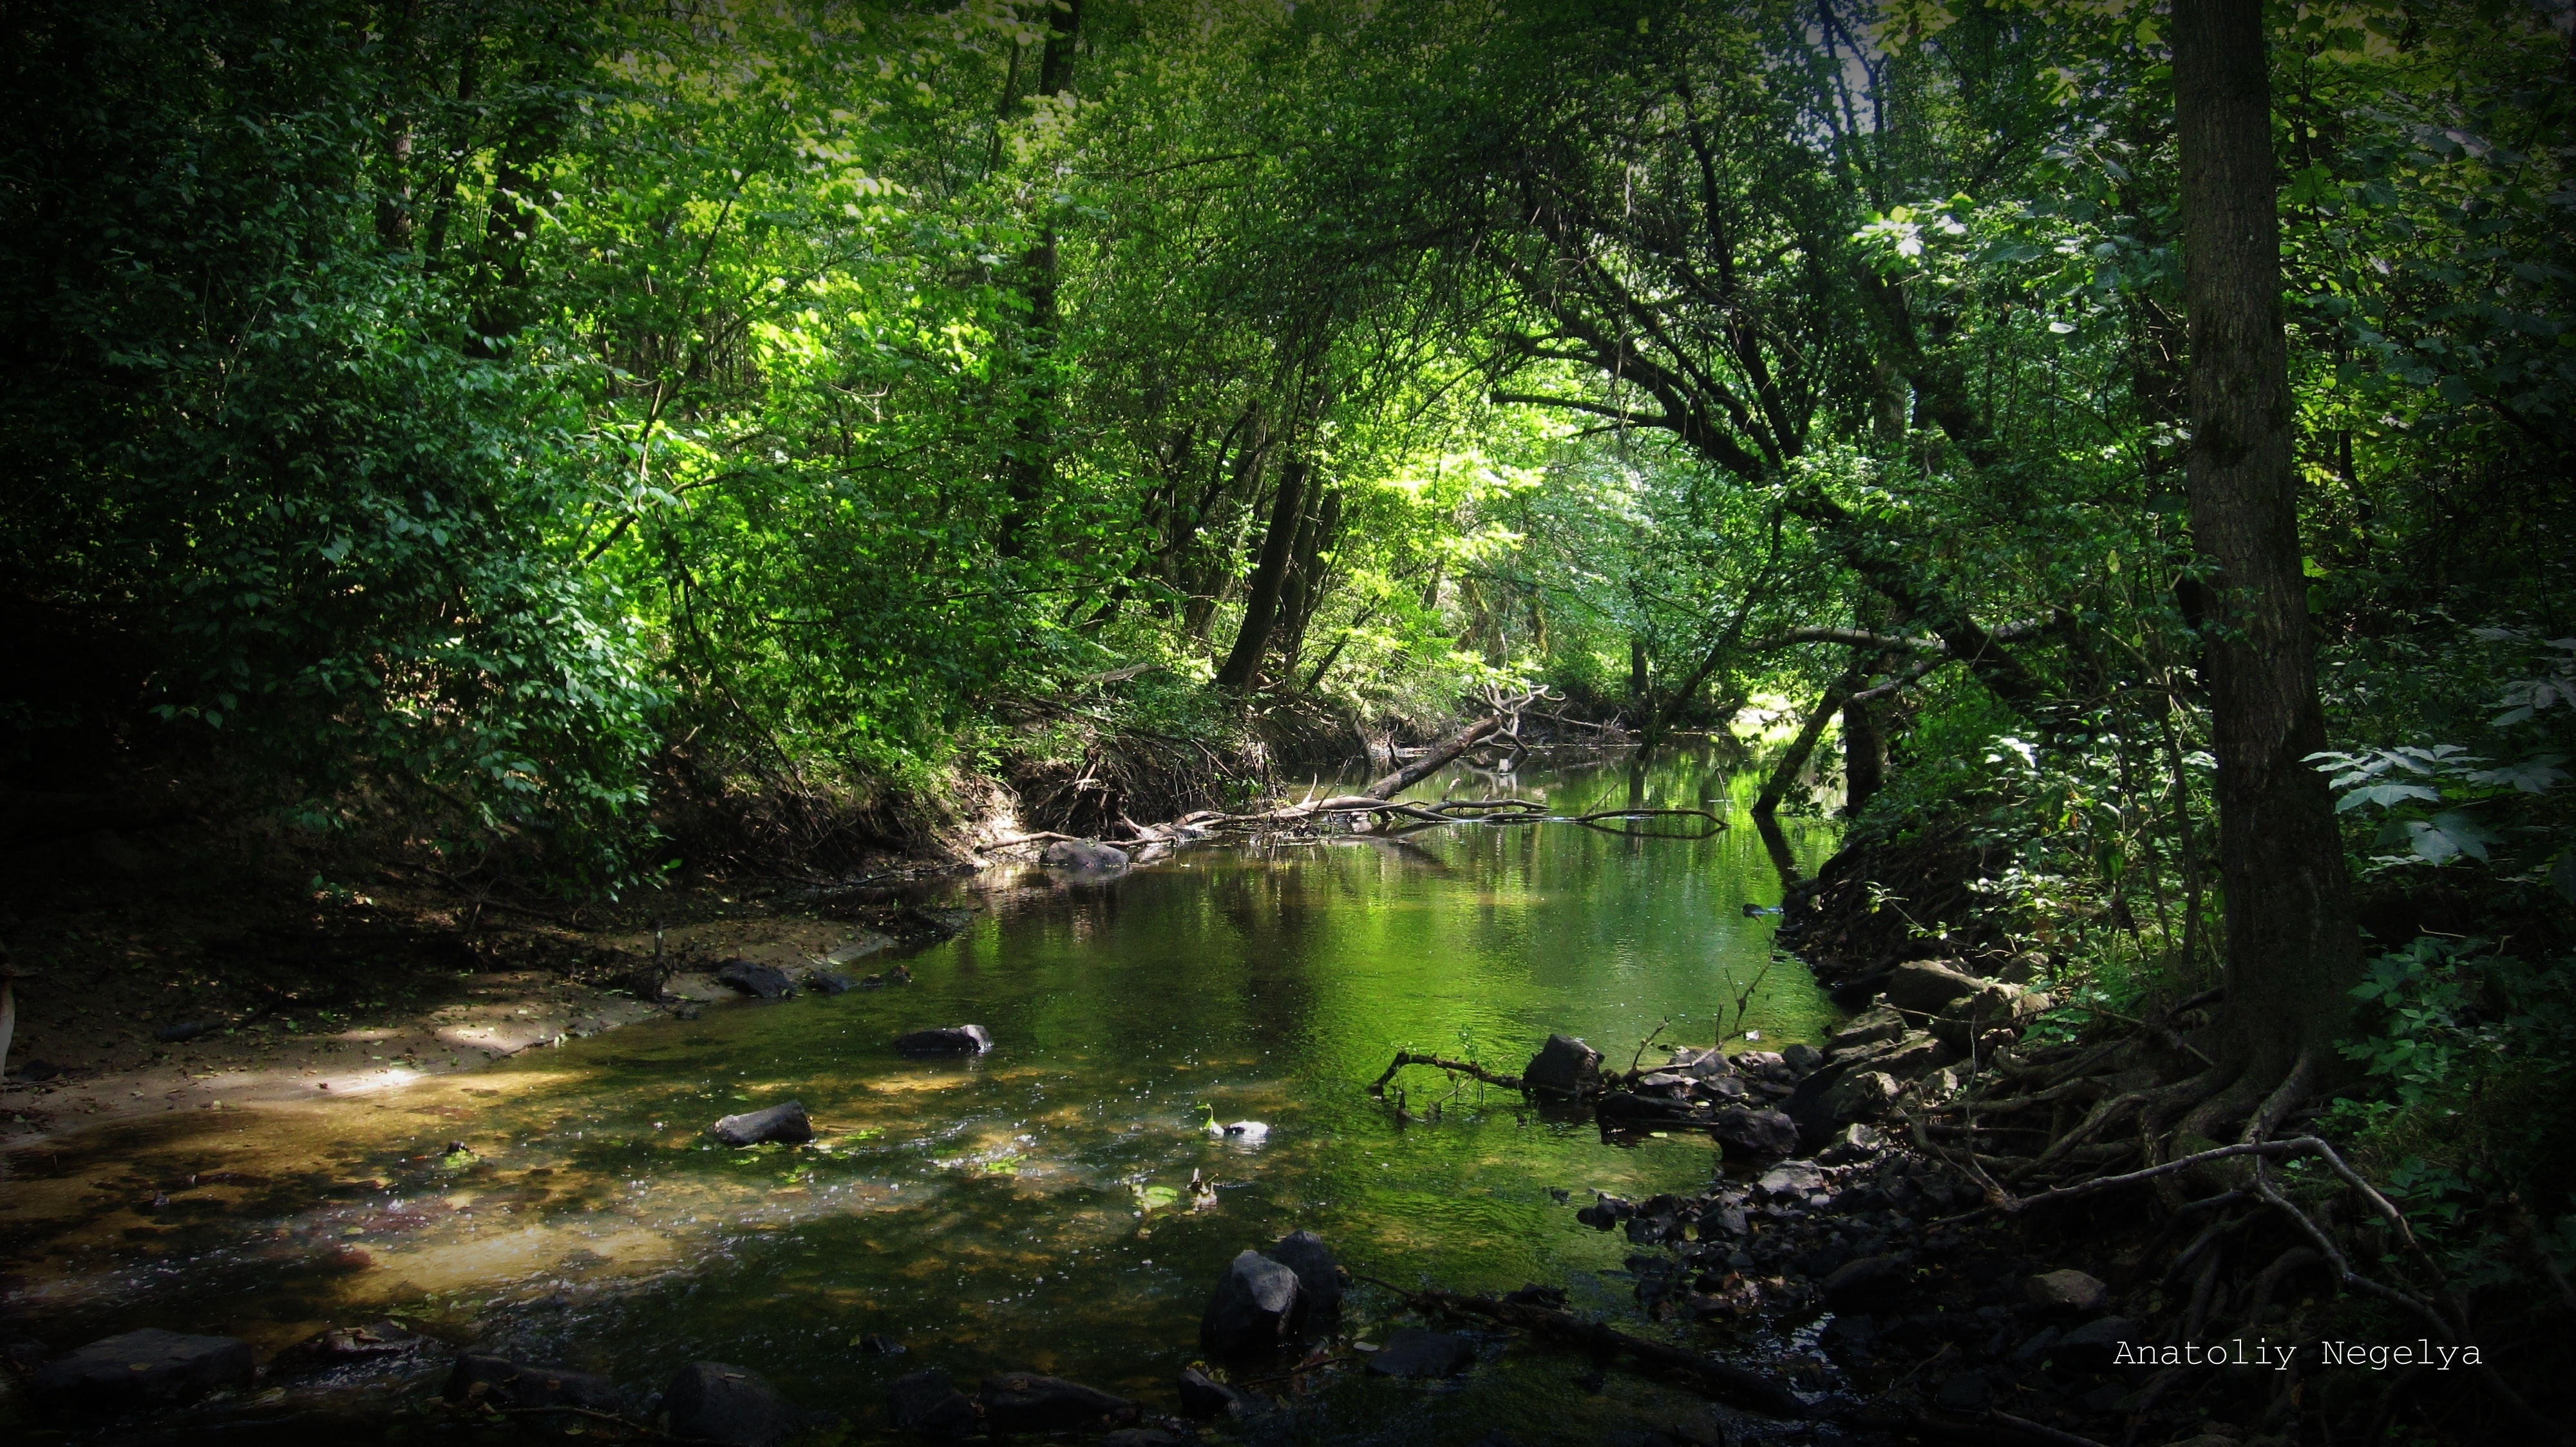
[1177,1366,1253,1419]
[1823,1313,1877,1352]
[1700,1204,1749,1237]
[1732,1049,1791,1081]
[1038,838,1130,872]
[1819,1122,1887,1163]
[714,959,797,999]
[270,1320,430,1375]
[1101,1431,1187,1447]
[889,1368,980,1439]
[663,1361,820,1447]
[1821,1255,1910,1309]
[978,1372,1133,1433]
[1754,1162,1826,1199]
[2026,1269,2108,1314]
[2052,1316,2138,1372]
[155,1020,219,1043]
[895,1024,993,1056]
[708,1099,813,1146]
[1827,1006,1907,1054]
[1822,1069,1901,1123]
[34,1329,255,1407]
[1575,1194,1634,1229]
[1598,1090,1701,1121]
[1200,1249,1301,1358]
[807,971,858,995]
[442,1354,624,1413]
[1782,1043,1825,1075]
[12,1058,64,1080]
[1265,1229,1343,1322]
[1692,1073,1750,1103]
[857,1333,906,1357]
[1367,1327,1476,1379]
[2010,1325,2062,1368]
[1936,1372,1992,1412]
[1502,1282,1567,1309]
[1522,1033,1603,1098]
[1883,960,1982,1014]
[1667,1046,1736,1079]
[1709,1106,1798,1157]
[1633,1070,1695,1096]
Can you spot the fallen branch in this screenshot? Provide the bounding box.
[1368,1051,1524,1096]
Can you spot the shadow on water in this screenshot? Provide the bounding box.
[0,747,1841,1442]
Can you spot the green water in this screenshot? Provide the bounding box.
[0,749,1840,1440]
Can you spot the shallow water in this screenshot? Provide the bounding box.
[0,749,1839,1440]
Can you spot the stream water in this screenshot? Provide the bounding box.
[0,748,1841,1442]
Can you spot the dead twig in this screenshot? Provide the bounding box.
[1368,1051,1524,1097]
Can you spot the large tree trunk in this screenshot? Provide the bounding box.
[996,0,1081,558]
[1841,695,1884,818]
[1215,460,1308,692]
[1754,674,1856,818]
[2174,0,2358,1077]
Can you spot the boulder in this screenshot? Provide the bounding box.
[1732,1049,1791,1081]
[978,1372,1134,1433]
[1883,961,1983,1014]
[441,1354,624,1413]
[2052,1316,2138,1372]
[889,1368,980,1439]
[1666,1046,1734,1079]
[269,1320,431,1375]
[1266,1229,1344,1321]
[1709,1106,1798,1157]
[1365,1327,1475,1379]
[663,1361,822,1447]
[1038,838,1130,872]
[895,1024,993,1057]
[2027,1269,2109,1314]
[1754,1162,1825,1199]
[1200,1249,1302,1358]
[708,1100,813,1147]
[1781,1043,1825,1075]
[1822,1070,1902,1123]
[1929,981,2040,1048]
[1821,1254,1911,1309]
[1575,1194,1634,1229]
[714,959,797,1000]
[1693,1073,1750,1103]
[34,1329,255,1407]
[1819,1123,1886,1163]
[806,971,858,995]
[1522,1034,1602,1098]
[1826,1005,1906,1054]
[1176,1366,1255,1419]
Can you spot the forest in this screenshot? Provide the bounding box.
[1,1,2572,1444]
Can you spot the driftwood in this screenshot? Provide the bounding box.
[1367,1051,1524,1096]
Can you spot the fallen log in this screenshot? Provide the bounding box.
[1361,715,1504,799]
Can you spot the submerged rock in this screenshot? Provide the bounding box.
[708,1100,813,1146]
[35,1329,255,1407]
[895,1023,993,1056]
[1177,1365,1255,1418]
[664,1360,826,1447]
[806,970,858,995]
[1366,1327,1476,1379]
[1267,1229,1345,1322]
[978,1372,1134,1433]
[1522,1034,1603,1098]
[1200,1249,1302,1358]
[715,959,797,999]
[889,1368,979,1439]
[442,1354,625,1413]
[1038,838,1130,872]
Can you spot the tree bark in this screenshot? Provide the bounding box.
[1842,694,1884,817]
[1215,460,1307,692]
[1754,674,1857,817]
[997,0,1081,558]
[1363,715,1504,799]
[2174,0,2359,1075]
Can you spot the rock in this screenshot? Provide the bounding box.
[1732,1049,1791,1081]
[1755,1162,1825,1198]
[663,1361,822,1447]
[1101,1432,1187,1447]
[1634,1070,1696,1095]
[442,1354,624,1413]
[856,1333,906,1357]
[1936,1372,1992,1411]
[1597,1090,1701,1121]
[1821,1254,1910,1309]
[1700,1204,1749,1236]
[824,933,896,965]
[714,959,797,999]
[270,1319,430,1375]
[708,1100,813,1147]
[1038,838,1130,872]
[2009,1325,2061,1367]
[1502,1282,1568,1308]
[1666,1045,1734,1078]
[155,1019,219,1043]
[1265,1229,1344,1322]
[1200,1249,1302,1358]
[34,1329,255,1407]
[1709,1106,1798,1157]
[1365,1327,1475,1379]
[1522,1034,1603,1098]
[895,1024,993,1056]
[889,1368,980,1439]
[807,970,858,995]
[1576,1193,1634,1228]
[1823,1070,1902,1123]
[1884,960,1983,1014]
[1930,981,2038,1048]
[1781,1043,1825,1075]
[1177,1366,1253,1418]
[2027,1269,2108,1314]
[2052,1316,2139,1372]
[978,1372,1134,1433]
[12,1058,64,1080]
[1827,1005,1906,1053]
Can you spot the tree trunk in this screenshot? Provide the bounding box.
[1215,460,1307,692]
[996,0,1081,558]
[2174,0,2359,1076]
[1363,715,1503,799]
[1754,674,1856,817]
[1842,694,1884,817]
[1629,638,1649,703]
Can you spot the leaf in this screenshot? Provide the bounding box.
[2337,782,2439,813]
[2465,755,2566,794]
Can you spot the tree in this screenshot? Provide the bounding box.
[2173,0,2358,1106]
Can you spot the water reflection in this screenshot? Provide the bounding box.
[0,748,1839,1437]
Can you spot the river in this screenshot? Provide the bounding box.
[0,747,1841,1442]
